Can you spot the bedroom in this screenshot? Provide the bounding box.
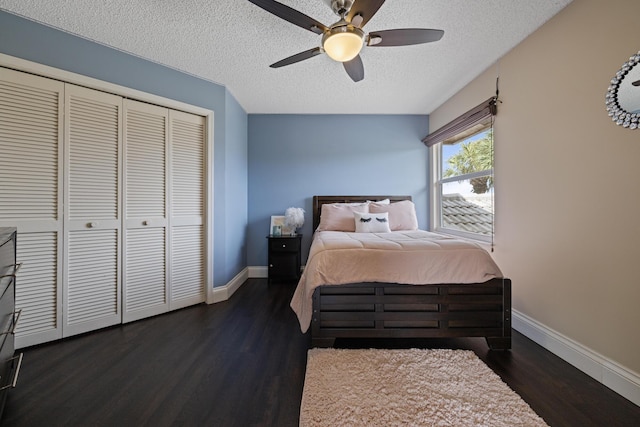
[0,0,639,424]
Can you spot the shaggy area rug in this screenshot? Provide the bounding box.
[300,348,549,427]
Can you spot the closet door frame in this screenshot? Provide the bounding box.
[1,54,215,324]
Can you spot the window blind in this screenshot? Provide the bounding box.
[422,97,497,147]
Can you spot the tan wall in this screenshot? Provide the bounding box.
[430,0,640,375]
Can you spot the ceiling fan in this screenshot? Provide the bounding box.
[247,0,444,82]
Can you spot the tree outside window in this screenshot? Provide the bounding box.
[444,130,493,194]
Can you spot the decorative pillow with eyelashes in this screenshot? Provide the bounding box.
[354,211,391,233]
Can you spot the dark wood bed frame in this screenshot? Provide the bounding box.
[309,195,511,350]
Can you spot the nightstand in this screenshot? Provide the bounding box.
[267,234,302,284]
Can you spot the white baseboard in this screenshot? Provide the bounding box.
[247,265,304,279]
[208,268,249,304]
[513,310,640,407]
[208,265,290,304]
[248,266,268,278]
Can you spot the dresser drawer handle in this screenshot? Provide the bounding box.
[0,309,22,336]
[0,263,22,279]
[0,352,23,390]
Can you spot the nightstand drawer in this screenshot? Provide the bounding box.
[269,238,300,253]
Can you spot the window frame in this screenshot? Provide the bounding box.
[424,98,497,243]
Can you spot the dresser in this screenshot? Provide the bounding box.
[0,227,22,419]
[267,234,303,284]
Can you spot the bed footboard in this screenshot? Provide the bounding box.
[310,278,511,350]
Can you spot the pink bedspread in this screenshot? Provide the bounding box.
[290,230,503,332]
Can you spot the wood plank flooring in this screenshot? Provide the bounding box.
[2,278,639,426]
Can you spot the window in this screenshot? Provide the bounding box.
[423,98,497,243]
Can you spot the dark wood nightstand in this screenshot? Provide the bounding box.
[267,234,302,284]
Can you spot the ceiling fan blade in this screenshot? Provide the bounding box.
[343,55,364,82]
[248,0,328,34]
[368,28,444,47]
[347,0,385,28]
[270,48,323,68]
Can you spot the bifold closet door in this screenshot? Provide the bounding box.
[63,84,122,338]
[0,68,64,348]
[123,100,169,322]
[2,66,207,345]
[169,111,206,309]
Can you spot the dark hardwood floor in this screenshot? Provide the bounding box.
[2,278,639,426]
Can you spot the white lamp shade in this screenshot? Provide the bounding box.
[323,31,364,62]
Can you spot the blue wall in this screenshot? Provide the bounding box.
[247,114,430,266]
[0,10,249,288]
[223,94,249,281]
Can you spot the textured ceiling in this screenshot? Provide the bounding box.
[0,0,572,114]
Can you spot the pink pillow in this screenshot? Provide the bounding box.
[317,203,369,232]
[369,200,418,231]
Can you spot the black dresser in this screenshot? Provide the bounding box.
[0,227,21,419]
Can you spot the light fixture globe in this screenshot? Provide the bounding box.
[322,23,364,62]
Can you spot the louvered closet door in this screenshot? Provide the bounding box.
[123,100,169,322]
[0,67,64,348]
[169,110,205,309]
[63,84,122,337]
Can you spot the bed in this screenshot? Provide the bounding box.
[290,195,511,350]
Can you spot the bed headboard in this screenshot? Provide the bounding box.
[312,195,412,230]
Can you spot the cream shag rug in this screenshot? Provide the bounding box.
[300,348,549,427]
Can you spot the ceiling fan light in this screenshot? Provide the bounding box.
[323,27,364,62]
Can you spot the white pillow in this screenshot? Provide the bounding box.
[354,212,391,233]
